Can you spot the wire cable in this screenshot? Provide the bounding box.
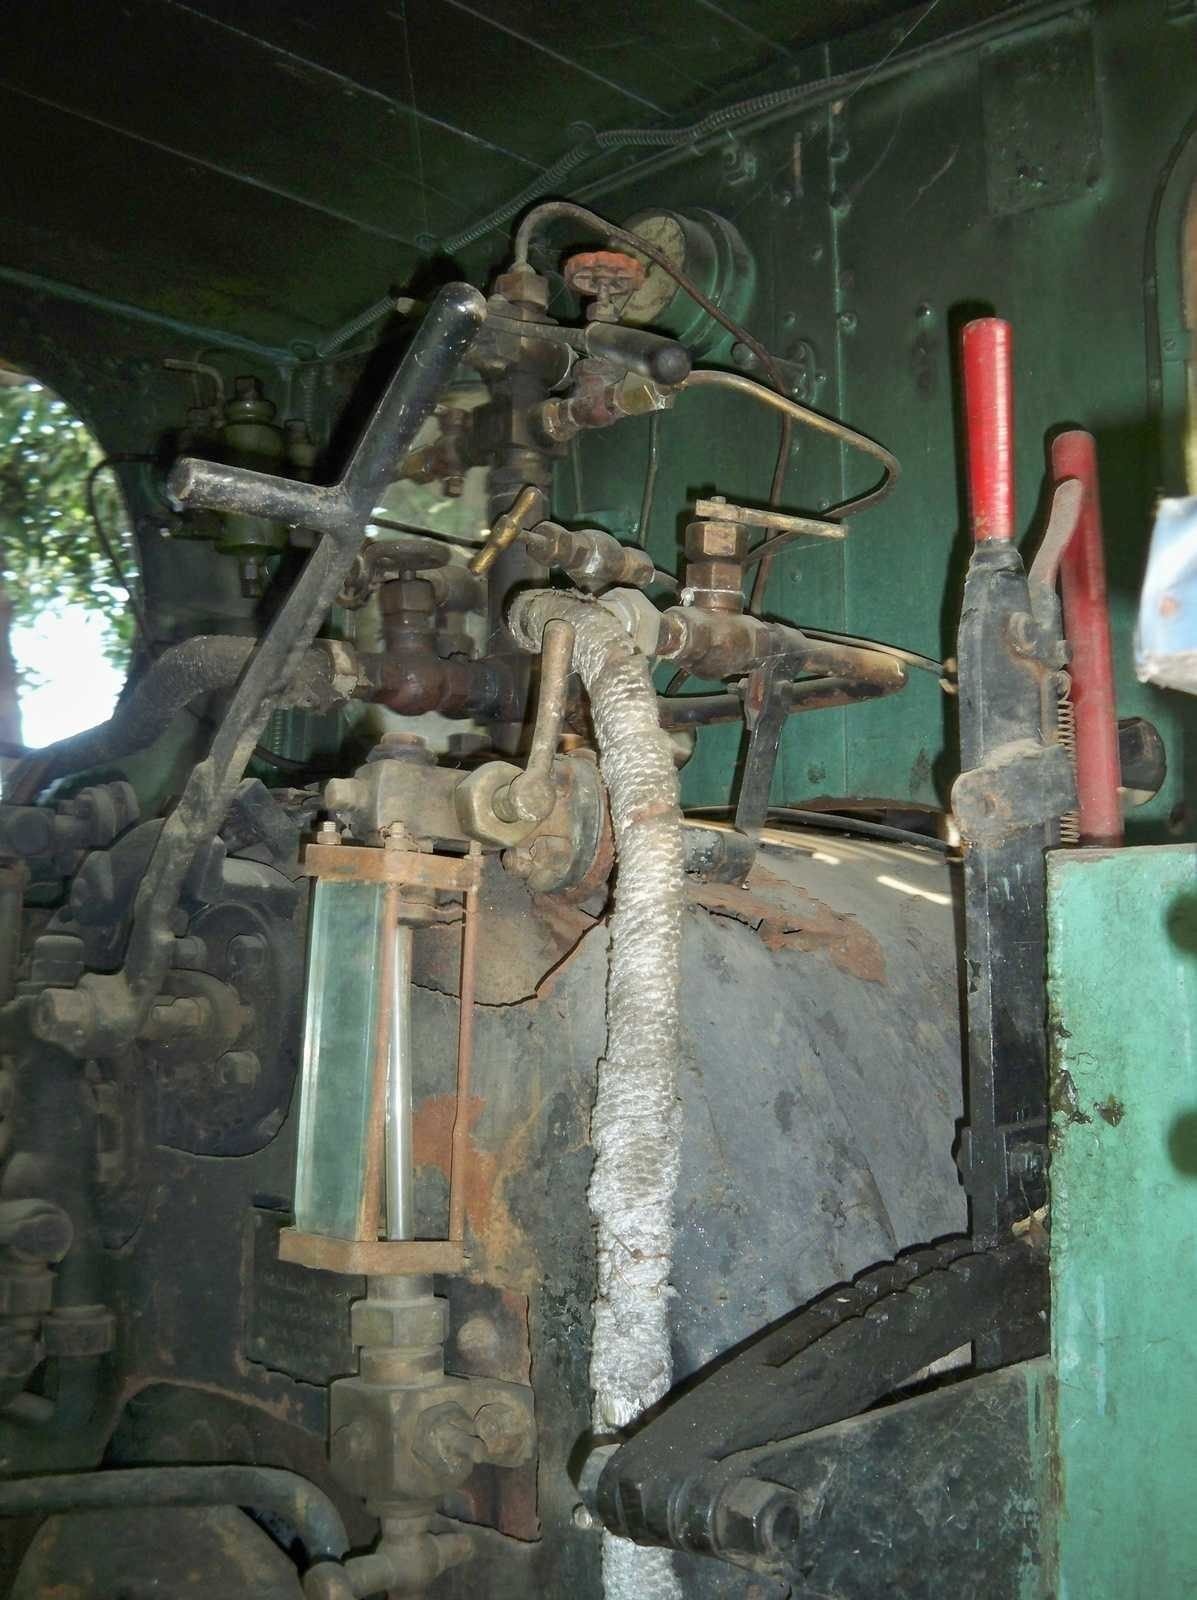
[515,199,794,511]
[685,805,954,853]
[639,411,661,543]
[681,369,898,522]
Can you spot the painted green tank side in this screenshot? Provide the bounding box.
[573,0,1197,834]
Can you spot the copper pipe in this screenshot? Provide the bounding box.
[448,848,482,1244]
[356,883,401,1241]
[493,618,574,825]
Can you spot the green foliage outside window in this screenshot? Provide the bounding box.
[0,379,135,670]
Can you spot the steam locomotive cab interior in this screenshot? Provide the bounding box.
[0,1,1193,1595]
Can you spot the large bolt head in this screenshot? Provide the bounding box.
[413,1401,480,1482]
[472,1399,534,1467]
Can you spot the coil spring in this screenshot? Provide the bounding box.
[1057,678,1080,844]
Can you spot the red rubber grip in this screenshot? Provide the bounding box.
[962,318,1015,543]
[1053,430,1123,845]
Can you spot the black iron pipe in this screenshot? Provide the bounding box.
[0,1467,350,1562]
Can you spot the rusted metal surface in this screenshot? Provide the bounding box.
[302,843,481,892]
[366,650,506,720]
[443,1280,532,1387]
[691,866,888,983]
[277,1231,467,1276]
[415,858,598,1006]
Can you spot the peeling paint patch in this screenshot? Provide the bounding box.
[1094,1095,1125,1127]
[691,867,887,983]
[1050,1067,1091,1132]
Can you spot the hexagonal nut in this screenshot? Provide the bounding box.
[350,1294,449,1351]
[493,265,550,311]
[599,587,663,658]
[684,518,750,561]
[454,762,537,848]
[715,1477,802,1560]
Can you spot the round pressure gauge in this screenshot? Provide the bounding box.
[617,208,756,356]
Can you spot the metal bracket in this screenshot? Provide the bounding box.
[952,737,1077,846]
[707,653,806,883]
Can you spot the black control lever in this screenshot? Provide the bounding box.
[581,322,692,385]
[486,312,691,387]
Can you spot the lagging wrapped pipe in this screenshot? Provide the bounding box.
[508,590,684,1600]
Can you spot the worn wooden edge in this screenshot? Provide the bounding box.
[278,1228,468,1276]
[302,843,482,891]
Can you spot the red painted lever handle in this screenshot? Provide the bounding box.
[962,318,1014,543]
[1053,429,1123,845]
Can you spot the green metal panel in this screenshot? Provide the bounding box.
[1047,844,1197,1598]
[577,0,1197,828]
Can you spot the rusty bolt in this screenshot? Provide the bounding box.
[684,519,750,562]
[455,1313,501,1365]
[414,1402,480,1481]
[171,935,207,970]
[147,995,210,1036]
[1006,610,1037,657]
[315,821,341,845]
[472,1400,533,1467]
[493,265,550,311]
